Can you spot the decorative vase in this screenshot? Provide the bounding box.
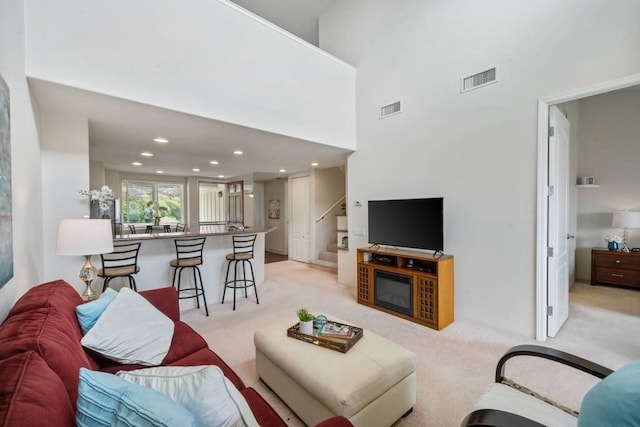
[608,241,619,251]
[299,320,313,335]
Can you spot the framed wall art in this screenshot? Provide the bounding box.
[0,73,12,288]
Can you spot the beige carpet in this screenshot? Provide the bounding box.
[182,262,640,427]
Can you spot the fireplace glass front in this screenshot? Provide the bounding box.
[374,270,413,317]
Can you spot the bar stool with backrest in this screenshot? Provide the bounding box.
[222,234,258,311]
[99,242,142,292]
[170,237,208,316]
[176,223,187,232]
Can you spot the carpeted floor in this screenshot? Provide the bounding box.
[182,262,640,426]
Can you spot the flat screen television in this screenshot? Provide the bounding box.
[368,197,443,252]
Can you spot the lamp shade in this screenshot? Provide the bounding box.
[56,219,114,256]
[612,211,640,229]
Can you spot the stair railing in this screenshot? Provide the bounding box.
[315,195,345,223]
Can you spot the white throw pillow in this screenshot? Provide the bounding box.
[117,365,259,427]
[81,288,174,365]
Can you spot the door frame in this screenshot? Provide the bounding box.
[535,73,640,341]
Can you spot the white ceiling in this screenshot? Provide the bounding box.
[230,0,336,46]
[28,0,348,182]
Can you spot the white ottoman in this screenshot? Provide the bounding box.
[254,317,416,427]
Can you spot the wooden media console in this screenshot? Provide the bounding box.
[357,247,454,330]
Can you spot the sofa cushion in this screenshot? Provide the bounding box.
[578,360,640,427]
[0,351,75,427]
[139,286,180,322]
[0,307,98,407]
[8,279,84,340]
[76,368,196,427]
[474,383,577,427]
[240,387,287,427]
[76,287,118,335]
[162,321,210,364]
[81,288,174,365]
[168,347,247,390]
[118,365,259,427]
[101,346,246,391]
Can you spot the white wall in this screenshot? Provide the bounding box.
[40,111,92,290]
[575,90,640,280]
[320,0,640,337]
[24,0,356,150]
[0,0,44,321]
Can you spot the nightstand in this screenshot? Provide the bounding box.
[591,248,640,289]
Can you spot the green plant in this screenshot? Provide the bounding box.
[296,308,314,322]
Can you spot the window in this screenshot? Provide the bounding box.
[121,180,184,224]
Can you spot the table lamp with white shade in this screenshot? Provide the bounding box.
[56,218,114,300]
[612,211,640,252]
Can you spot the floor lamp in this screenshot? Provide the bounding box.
[56,218,114,300]
[612,211,640,252]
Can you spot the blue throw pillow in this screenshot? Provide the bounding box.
[76,288,118,335]
[76,368,196,427]
[578,360,640,427]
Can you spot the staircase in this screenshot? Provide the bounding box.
[309,242,338,273]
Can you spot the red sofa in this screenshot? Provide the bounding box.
[0,280,351,426]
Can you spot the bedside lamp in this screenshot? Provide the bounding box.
[56,219,114,300]
[612,211,640,252]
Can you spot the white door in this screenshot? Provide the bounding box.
[547,105,571,337]
[291,176,310,262]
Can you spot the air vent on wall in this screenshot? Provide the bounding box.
[380,101,402,119]
[461,67,498,93]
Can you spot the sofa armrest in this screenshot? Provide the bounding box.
[314,416,353,427]
[139,287,180,322]
[495,344,613,383]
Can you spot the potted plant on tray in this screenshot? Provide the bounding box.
[297,308,314,335]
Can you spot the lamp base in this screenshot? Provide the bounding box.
[79,255,99,301]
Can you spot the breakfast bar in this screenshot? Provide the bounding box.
[108,226,275,311]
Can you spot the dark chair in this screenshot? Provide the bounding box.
[176,223,187,232]
[128,224,137,234]
[170,237,208,316]
[98,242,142,292]
[222,234,258,311]
[461,345,614,427]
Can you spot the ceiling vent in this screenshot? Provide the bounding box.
[461,67,498,93]
[380,101,402,119]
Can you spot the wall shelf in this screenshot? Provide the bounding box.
[576,184,600,188]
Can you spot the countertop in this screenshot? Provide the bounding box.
[113,225,276,242]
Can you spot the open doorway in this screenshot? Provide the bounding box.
[536,73,640,341]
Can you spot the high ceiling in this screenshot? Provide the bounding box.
[28,0,348,182]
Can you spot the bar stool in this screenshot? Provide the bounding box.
[222,234,258,311]
[170,237,209,316]
[99,242,142,292]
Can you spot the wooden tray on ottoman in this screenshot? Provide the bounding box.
[286,320,363,353]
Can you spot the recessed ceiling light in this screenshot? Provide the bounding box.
[141,152,153,157]
[218,175,225,178]
[132,162,142,166]
[209,160,219,165]
[156,170,164,174]
[279,169,286,173]
[233,150,243,155]
[192,168,200,172]
[153,137,169,144]
[311,162,319,167]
